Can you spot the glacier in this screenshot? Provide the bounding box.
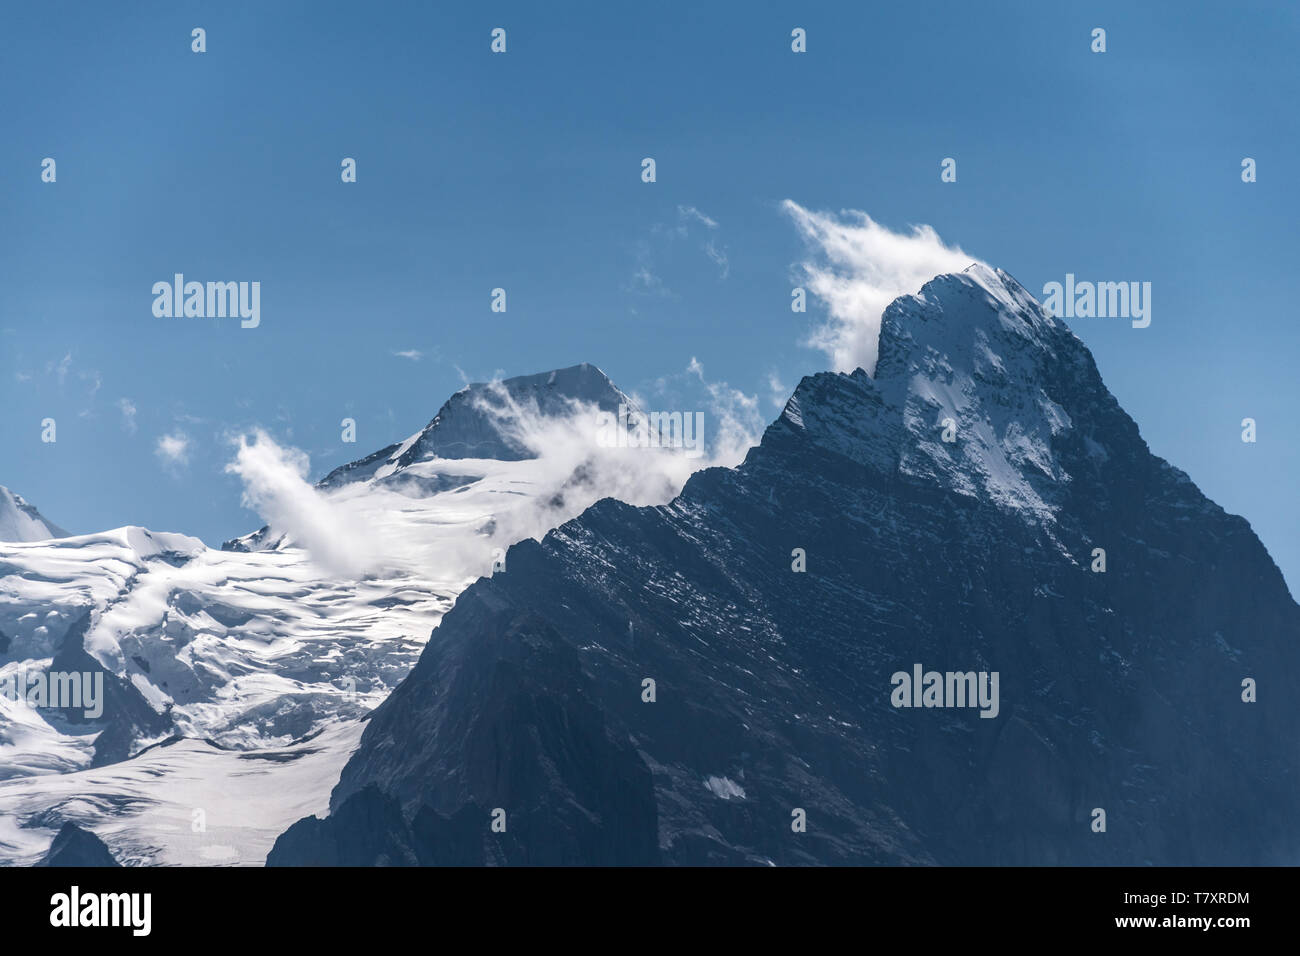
[0,363,703,865]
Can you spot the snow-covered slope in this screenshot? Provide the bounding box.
[0,363,697,865]
[0,487,68,542]
[0,719,362,866]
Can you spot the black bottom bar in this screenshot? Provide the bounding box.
[1,865,1273,942]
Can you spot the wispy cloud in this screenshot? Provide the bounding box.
[155,431,190,470]
[684,357,764,463]
[675,205,728,278]
[47,352,72,386]
[118,398,138,434]
[704,240,729,279]
[393,349,423,361]
[630,204,730,294]
[222,373,764,585]
[782,200,983,375]
[677,205,718,230]
[766,371,790,411]
[630,253,672,297]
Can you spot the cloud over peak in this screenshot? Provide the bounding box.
[782,200,983,375]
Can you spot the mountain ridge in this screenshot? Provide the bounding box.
[269,266,1300,866]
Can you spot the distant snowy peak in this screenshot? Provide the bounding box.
[0,486,69,542]
[775,265,1139,529]
[320,363,632,490]
[224,363,636,553]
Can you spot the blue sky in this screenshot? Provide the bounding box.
[2,1,1297,589]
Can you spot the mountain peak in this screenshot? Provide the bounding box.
[226,363,637,553]
[0,485,69,542]
[404,362,631,463]
[465,362,620,400]
[394,361,628,464]
[273,269,1300,868]
[319,363,631,490]
[773,266,1135,534]
[878,265,1063,375]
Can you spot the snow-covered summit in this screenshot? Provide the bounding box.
[224,363,635,554]
[774,266,1122,531]
[318,363,631,490]
[0,487,69,542]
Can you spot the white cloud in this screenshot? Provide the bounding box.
[155,431,190,469]
[630,256,671,297]
[632,204,731,293]
[676,206,728,278]
[393,350,423,361]
[782,200,983,375]
[766,371,790,411]
[685,357,764,464]
[47,352,72,386]
[221,381,759,585]
[704,240,729,279]
[118,398,138,434]
[225,430,372,578]
[677,205,719,230]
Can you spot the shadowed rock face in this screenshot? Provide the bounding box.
[271,268,1300,866]
[48,610,174,768]
[38,823,120,867]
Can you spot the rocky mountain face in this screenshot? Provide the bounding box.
[36,822,120,867]
[270,266,1300,866]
